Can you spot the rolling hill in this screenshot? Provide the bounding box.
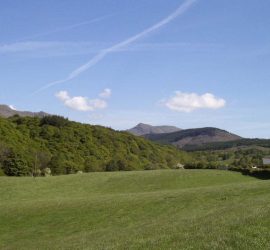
[0,104,48,118]
[0,115,190,176]
[127,123,181,136]
[1,170,269,249]
[144,127,242,149]
[183,138,270,151]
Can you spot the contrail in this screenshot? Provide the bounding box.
[18,14,114,42]
[33,0,197,94]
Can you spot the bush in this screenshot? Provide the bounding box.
[3,151,30,176]
[49,155,66,175]
[84,157,103,172]
[42,167,51,177]
[64,161,80,174]
[0,164,5,176]
[105,160,119,171]
[144,164,158,170]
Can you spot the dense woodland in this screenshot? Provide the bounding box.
[183,139,270,151]
[0,115,269,177]
[187,148,268,169]
[0,115,191,176]
[185,147,270,179]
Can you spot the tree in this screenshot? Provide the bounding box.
[37,151,51,169]
[49,154,66,175]
[0,115,191,176]
[3,151,30,176]
[84,156,102,172]
[31,151,51,177]
[63,161,80,174]
[105,159,119,171]
[40,115,69,128]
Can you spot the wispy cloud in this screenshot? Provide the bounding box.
[163,91,226,112]
[56,89,111,112]
[33,0,197,94]
[17,14,114,42]
[0,41,58,53]
[99,88,112,98]
[0,41,221,57]
[0,41,104,57]
[121,42,223,52]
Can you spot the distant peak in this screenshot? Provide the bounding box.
[127,123,181,136]
[136,123,150,126]
[0,104,49,118]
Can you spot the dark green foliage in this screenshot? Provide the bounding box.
[190,147,269,175]
[144,163,159,170]
[184,138,270,151]
[63,161,80,174]
[0,166,5,176]
[0,116,190,176]
[3,150,30,176]
[49,155,66,175]
[40,115,69,128]
[84,156,103,172]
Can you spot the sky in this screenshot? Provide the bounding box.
[1,0,270,138]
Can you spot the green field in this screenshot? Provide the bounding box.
[0,170,270,250]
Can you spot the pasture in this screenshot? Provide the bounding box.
[0,170,269,249]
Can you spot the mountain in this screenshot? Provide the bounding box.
[127,123,181,136]
[144,127,242,149]
[182,138,270,151]
[0,104,48,118]
[0,115,190,176]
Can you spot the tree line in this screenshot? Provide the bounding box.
[0,115,190,176]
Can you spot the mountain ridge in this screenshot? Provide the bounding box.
[0,105,243,151]
[0,104,49,118]
[143,127,242,149]
[127,123,181,136]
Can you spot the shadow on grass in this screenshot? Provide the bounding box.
[231,169,270,180]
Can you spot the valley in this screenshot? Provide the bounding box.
[1,170,269,249]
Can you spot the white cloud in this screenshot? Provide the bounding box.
[55,90,108,112]
[164,91,226,112]
[99,88,112,98]
[8,105,16,110]
[56,90,69,101]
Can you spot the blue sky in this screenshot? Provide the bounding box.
[1,0,270,138]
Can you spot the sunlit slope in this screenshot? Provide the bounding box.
[0,170,269,249]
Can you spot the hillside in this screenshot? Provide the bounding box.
[144,127,241,149]
[1,170,269,249]
[0,104,48,118]
[0,116,190,176]
[183,138,270,151]
[127,123,181,136]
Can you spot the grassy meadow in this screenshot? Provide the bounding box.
[0,170,270,249]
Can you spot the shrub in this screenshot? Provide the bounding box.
[144,164,158,170]
[42,167,52,177]
[3,151,30,176]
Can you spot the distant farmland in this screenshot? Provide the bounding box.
[0,170,270,249]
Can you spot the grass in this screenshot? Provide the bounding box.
[0,170,270,249]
